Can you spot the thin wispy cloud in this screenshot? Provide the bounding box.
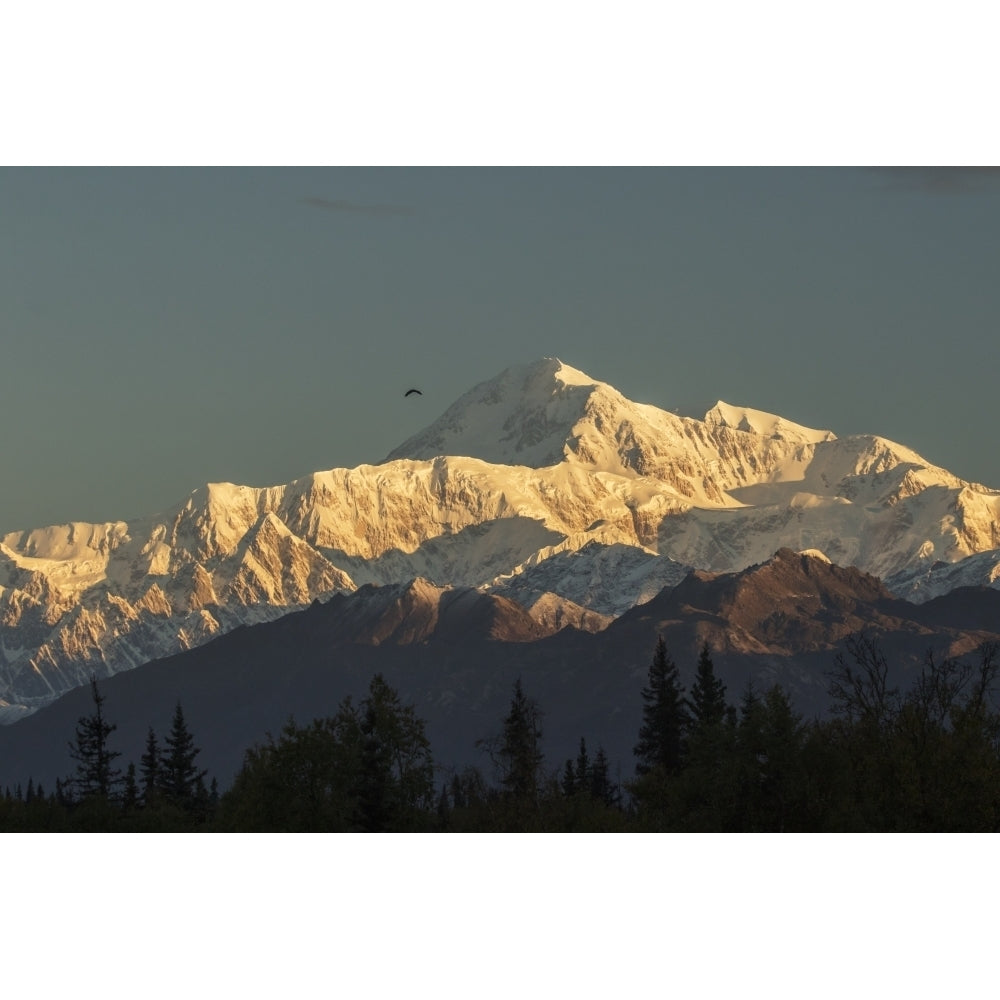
[301,196,414,216]
[872,167,1000,194]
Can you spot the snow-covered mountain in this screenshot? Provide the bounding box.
[2,356,999,720]
[885,549,1000,603]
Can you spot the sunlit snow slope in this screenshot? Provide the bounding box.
[2,356,999,720]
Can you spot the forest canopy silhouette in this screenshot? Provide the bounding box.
[3,634,999,832]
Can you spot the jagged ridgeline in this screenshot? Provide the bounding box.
[2,357,1000,721]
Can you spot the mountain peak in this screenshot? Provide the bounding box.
[539,357,598,386]
[633,546,896,654]
[5,356,1000,722]
[383,358,609,467]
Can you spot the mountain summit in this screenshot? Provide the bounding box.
[385,358,602,467]
[385,357,842,502]
[2,357,999,719]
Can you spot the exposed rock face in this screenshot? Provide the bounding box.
[2,357,999,719]
[635,548,897,656]
[309,578,551,646]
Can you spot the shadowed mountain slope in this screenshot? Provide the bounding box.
[4,549,1000,793]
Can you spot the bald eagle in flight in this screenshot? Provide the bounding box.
[404,388,422,397]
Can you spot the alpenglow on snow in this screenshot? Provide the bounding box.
[2,356,999,721]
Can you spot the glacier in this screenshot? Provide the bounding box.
[2,356,999,720]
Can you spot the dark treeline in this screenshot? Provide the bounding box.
[0,679,220,832]
[628,634,1000,832]
[3,634,1000,831]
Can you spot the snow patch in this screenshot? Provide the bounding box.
[798,548,832,563]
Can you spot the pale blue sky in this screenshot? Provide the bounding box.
[2,166,999,533]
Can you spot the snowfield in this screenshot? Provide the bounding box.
[2,356,999,718]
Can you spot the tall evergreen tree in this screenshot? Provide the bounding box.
[733,676,765,821]
[633,637,689,776]
[358,695,393,831]
[68,677,123,800]
[122,763,139,812]
[688,643,728,729]
[732,678,814,831]
[160,703,207,809]
[590,745,618,808]
[139,726,160,805]
[353,673,435,831]
[757,685,808,831]
[574,737,591,789]
[739,676,761,723]
[561,758,577,797]
[499,678,544,802]
[680,642,735,825]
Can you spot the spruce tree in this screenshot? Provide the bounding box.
[561,759,576,797]
[122,763,139,812]
[590,745,618,807]
[633,637,689,776]
[68,677,123,800]
[684,642,733,804]
[757,685,808,831]
[160,703,207,809]
[357,696,393,831]
[499,678,544,802]
[739,676,761,723]
[139,726,160,805]
[689,643,728,729]
[733,677,766,829]
[353,673,435,831]
[574,737,591,790]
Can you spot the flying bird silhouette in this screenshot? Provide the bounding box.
[404,388,423,397]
